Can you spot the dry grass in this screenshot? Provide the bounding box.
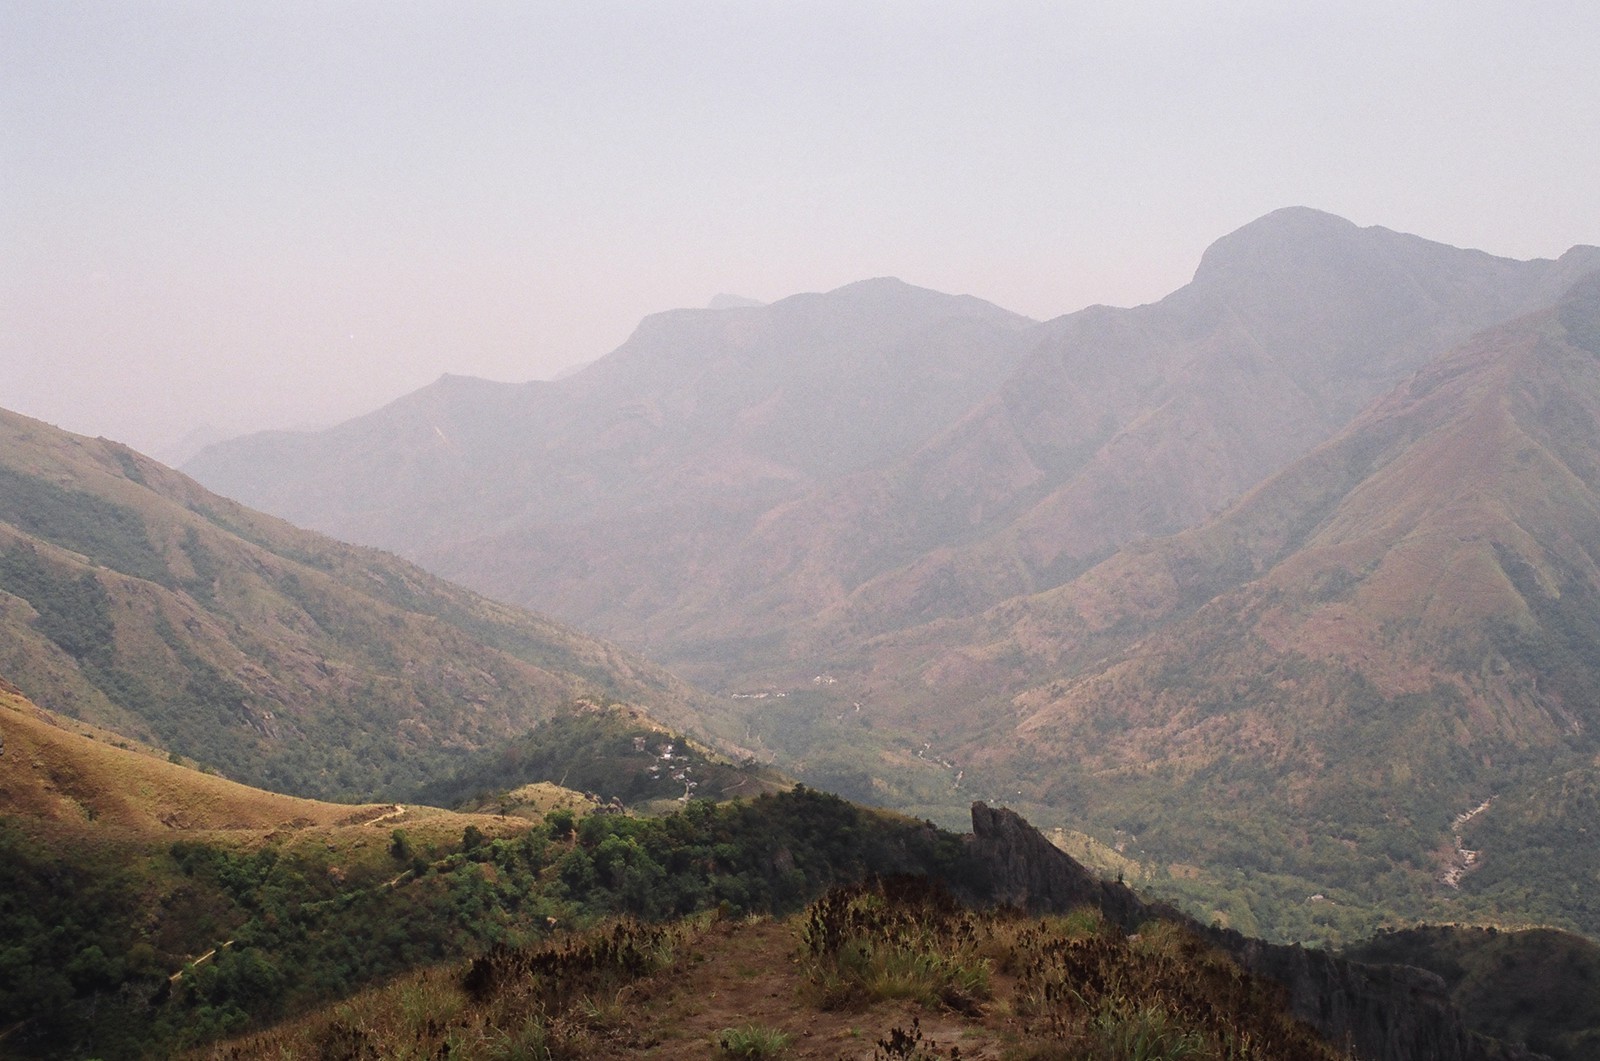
[197,915,708,1060]
[0,688,552,871]
[0,689,361,832]
[192,881,1349,1061]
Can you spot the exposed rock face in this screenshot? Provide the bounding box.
[968,803,1543,1061]
[969,801,1154,928]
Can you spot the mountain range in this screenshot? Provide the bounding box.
[8,206,1600,1055]
[183,208,1600,941]
[864,271,1600,933]
[187,209,1600,678]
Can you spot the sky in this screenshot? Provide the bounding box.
[4,2,1599,462]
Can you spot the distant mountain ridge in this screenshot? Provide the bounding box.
[187,277,1037,657]
[188,277,1033,548]
[650,209,1600,672]
[186,210,1600,677]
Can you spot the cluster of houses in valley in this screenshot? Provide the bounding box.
[636,735,698,801]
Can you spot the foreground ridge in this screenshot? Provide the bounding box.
[969,803,1542,1061]
[198,801,1544,1061]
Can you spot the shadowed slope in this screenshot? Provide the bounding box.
[1345,924,1600,1061]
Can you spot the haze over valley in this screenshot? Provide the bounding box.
[8,6,1600,1058]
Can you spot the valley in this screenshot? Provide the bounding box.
[6,209,1600,1057]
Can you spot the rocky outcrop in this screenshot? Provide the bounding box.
[969,801,1157,928]
[968,803,1544,1061]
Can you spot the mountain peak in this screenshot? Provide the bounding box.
[1190,207,1368,285]
[797,276,1030,325]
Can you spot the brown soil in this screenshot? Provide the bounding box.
[595,917,1013,1060]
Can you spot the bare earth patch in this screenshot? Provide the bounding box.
[609,917,1007,1060]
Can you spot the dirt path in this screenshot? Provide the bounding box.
[369,803,406,825]
[601,918,1009,1059]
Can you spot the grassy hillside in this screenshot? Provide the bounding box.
[0,687,577,1058]
[0,679,392,832]
[0,407,729,800]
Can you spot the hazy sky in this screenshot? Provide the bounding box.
[5,2,1598,461]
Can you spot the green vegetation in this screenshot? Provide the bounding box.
[0,787,976,1058]
[800,877,991,1012]
[0,544,116,663]
[717,1023,793,1058]
[1458,767,1600,934]
[0,823,161,1055]
[413,705,787,813]
[0,463,167,582]
[1344,924,1600,1061]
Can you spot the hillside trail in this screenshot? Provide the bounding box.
[603,916,1009,1059]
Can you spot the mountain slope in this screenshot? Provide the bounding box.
[0,679,390,833]
[855,273,1600,934]
[0,408,724,800]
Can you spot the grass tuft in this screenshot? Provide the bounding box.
[800,876,992,1012]
[716,1022,793,1058]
